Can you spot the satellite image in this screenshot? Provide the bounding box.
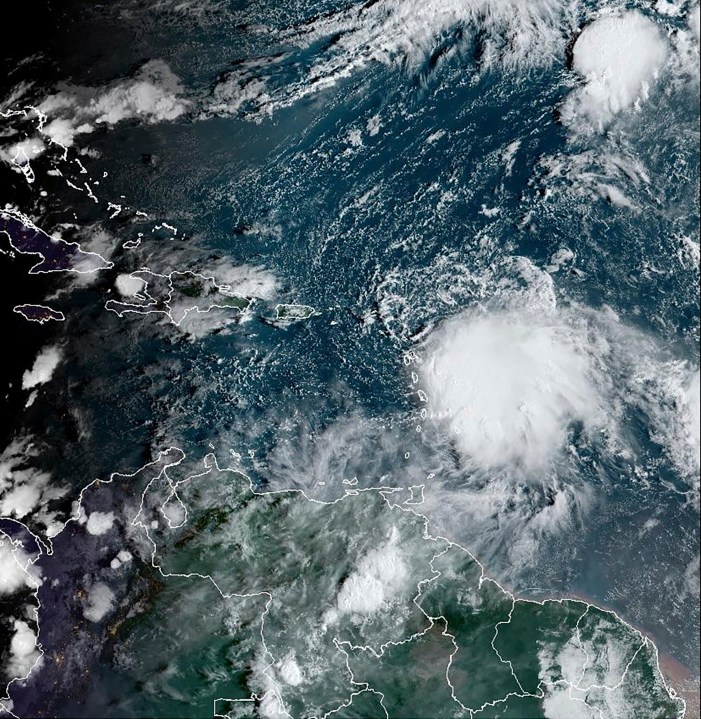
[0,0,699,717]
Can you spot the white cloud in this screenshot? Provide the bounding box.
[160,496,187,528]
[532,148,652,211]
[278,655,304,686]
[210,0,579,116]
[107,264,275,338]
[546,248,575,273]
[36,60,189,150]
[655,0,684,17]
[413,252,698,589]
[0,539,33,595]
[115,273,147,297]
[207,260,279,300]
[635,364,700,482]
[561,12,668,133]
[420,254,700,485]
[421,307,605,473]
[0,483,42,519]
[259,412,403,501]
[0,137,45,168]
[83,582,116,622]
[689,5,700,44]
[5,620,41,680]
[21,345,62,390]
[1,62,188,171]
[337,527,408,615]
[541,687,598,719]
[663,3,701,87]
[0,436,66,536]
[684,553,700,598]
[174,306,242,338]
[86,511,115,536]
[538,637,595,718]
[250,655,288,719]
[110,549,133,570]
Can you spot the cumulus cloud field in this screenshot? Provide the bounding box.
[1,60,189,170]
[37,60,189,150]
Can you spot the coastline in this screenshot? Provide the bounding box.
[513,586,698,717]
[658,653,700,719]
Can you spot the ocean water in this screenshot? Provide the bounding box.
[0,0,698,717]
